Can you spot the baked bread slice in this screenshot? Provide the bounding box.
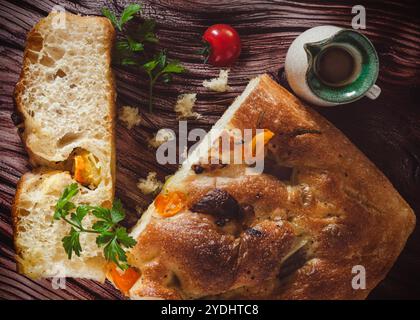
[127,75,415,299]
[12,12,116,281]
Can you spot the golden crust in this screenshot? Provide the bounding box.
[129,75,415,299]
[11,172,28,275]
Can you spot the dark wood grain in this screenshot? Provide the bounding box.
[0,0,419,300]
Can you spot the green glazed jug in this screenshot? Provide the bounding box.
[285,26,381,107]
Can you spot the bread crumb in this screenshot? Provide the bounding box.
[119,106,141,129]
[174,93,201,119]
[203,69,230,92]
[149,129,176,148]
[137,172,163,195]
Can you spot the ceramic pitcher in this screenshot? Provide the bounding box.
[285,26,381,107]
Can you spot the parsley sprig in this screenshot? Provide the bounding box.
[102,3,185,113]
[53,183,136,270]
[143,50,184,112]
[102,4,142,32]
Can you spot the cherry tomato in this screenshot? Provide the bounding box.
[202,24,241,67]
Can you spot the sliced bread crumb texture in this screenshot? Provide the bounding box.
[14,171,107,280]
[13,13,116,281]
[15,13,115,168]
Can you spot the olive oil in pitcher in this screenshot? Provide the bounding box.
[315,46,360,87]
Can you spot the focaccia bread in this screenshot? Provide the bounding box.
[12,12,116,281]
[127,75,415,299]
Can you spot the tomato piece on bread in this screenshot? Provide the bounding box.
[154,191,187,217]
[109,264,140,295]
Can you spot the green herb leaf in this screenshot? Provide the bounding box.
[102,4,185,114]
[92,220,114,233]
[143,59,159,74]
[143,51,186,112]
[56,183,79,209]
[116,40,130,51]
[104,236,128,269]
[111,199,125,224]
[156,50,167,69]
[72,205,89,227]
[90,206,112,222]
[162,61,184,74]
[96,231,114,246]
[115,227,137,248]
[121,57,139,66]
[63,201,76,212]
[54,184,136,269]
[119,3,142,27]
[54,183,78,220]
[53,208,64,220]
[127,36,144,52]
[62,227,82,259]
[138,19,158,43]
[102,7,121,31]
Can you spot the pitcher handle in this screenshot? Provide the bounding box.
[365,84,381,100]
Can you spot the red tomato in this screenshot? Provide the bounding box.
[202,24,241,67]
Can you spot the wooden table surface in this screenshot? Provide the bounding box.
[0,0,419,300]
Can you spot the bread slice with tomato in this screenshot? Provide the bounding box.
[12,12,116,281]
[125,74,415,299]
